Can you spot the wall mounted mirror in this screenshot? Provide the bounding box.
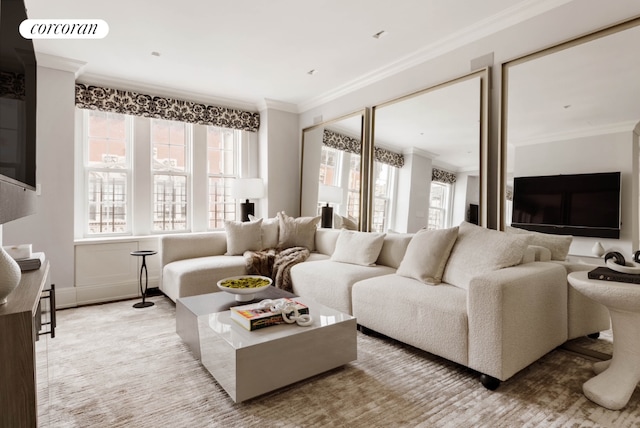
[370,70,488,233]
[501,17,640,256]
[300,109,370,230]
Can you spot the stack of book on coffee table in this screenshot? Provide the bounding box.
[230,298,309,331]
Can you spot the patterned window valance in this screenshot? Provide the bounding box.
[432,168,457,184]
[322,129,405,168]
[374,147,404,168]
[506,186,513,201]
[75,83,260,132]
[0,71,25,100]
[323,129,361,155]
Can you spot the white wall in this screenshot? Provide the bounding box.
[3,66,77,305]
[513,131,635,256]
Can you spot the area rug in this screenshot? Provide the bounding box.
[40,296,639,427]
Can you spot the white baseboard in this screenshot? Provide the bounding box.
[56,277,159,308]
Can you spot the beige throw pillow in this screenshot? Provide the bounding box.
[224,219,263,255]
[396,226,459,285]
[248,214,279,249]
[442,222,532,289]
[277,212,320,251]
[505,226,572,261]
[330,230,386,266]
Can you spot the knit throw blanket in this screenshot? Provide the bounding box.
[243,247,310,292]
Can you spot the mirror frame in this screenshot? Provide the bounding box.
[499,16,640,231]
[368,68,490,231]
[299,108,371,231]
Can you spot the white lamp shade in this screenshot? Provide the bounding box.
[231,178,264,200]
[318,184,343,204]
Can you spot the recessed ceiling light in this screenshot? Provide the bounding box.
[151,51,161,57]
[373,30,387,39]
[307,69,318,75]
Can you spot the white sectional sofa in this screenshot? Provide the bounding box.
[159,219,610,390]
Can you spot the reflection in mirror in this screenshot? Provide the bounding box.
[371,72,485,233]
[300,110,367,230]
[502,19,640,255]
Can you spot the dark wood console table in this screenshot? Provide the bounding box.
[0,259,52,427]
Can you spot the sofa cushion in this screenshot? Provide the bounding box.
[277,212,320,251]
[396,226,458,285]
[162,255,247,301]
[376,233,413,269]
[352,274,468,366]
[290,260,395,314]
[224,219,263,255]
[333,213,358,230]
[330,230,386,266]
[248,214,279,249]
[442,222,531,289]
[506,226,572,261]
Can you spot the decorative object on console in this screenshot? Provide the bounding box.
[592,241,605,257]
[231,178,264,222]
[15,252,45,272]
[318,184,343,228]
[0,246,21,305]
[230,298,311,330]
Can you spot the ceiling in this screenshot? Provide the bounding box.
[24,0,573,112]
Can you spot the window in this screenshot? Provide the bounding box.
[371,161,395,233]
[428,181,451,229]
[207,127,239,228]
[151,119,189,232]
[78,109,245,237]
[84,110,131,234]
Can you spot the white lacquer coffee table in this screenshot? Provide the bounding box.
[194,295,357,403]
[568,271,640,410]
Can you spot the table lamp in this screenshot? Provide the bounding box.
[231,178,264,221]
[318,184,343,228]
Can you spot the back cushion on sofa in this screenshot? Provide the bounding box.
[277,212,321,251]
[315,228,341,256]
[224,219,263,255]
[331,230,386,266]
[248,214,279,249]
[442,222,532,289]
[505,226,572,261]
[396,226,459,285]
[376,233,414,269]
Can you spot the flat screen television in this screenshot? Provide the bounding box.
[0,0,37,224]
[511,172,621,239]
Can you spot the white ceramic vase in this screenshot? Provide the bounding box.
[0,246,21,305]
[591,241,605,257]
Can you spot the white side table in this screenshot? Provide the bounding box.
[567,271,640,410]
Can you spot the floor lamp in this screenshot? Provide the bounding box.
[318,184,343,228]
[231,178,264,222]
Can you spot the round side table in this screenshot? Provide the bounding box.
[567,271,640,410]
[131,250,157,309]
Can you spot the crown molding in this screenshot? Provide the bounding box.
[35,53,86,77]
[511,120,639,146]
[298,0,574,112]
[257,98,298,114]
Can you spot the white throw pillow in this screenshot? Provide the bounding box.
[277,212,320,251]
[333,213,358,230]
[442,222,532,289]
[224,219,263,255]
[396,227,459,285]
[248,214,279,249]
[330,230,386,266]
[505,226,572,261]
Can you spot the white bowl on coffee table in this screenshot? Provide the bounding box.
[217,275,272,302]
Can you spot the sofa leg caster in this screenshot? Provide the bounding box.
[480,374,501,390]
[587,332,600,339]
